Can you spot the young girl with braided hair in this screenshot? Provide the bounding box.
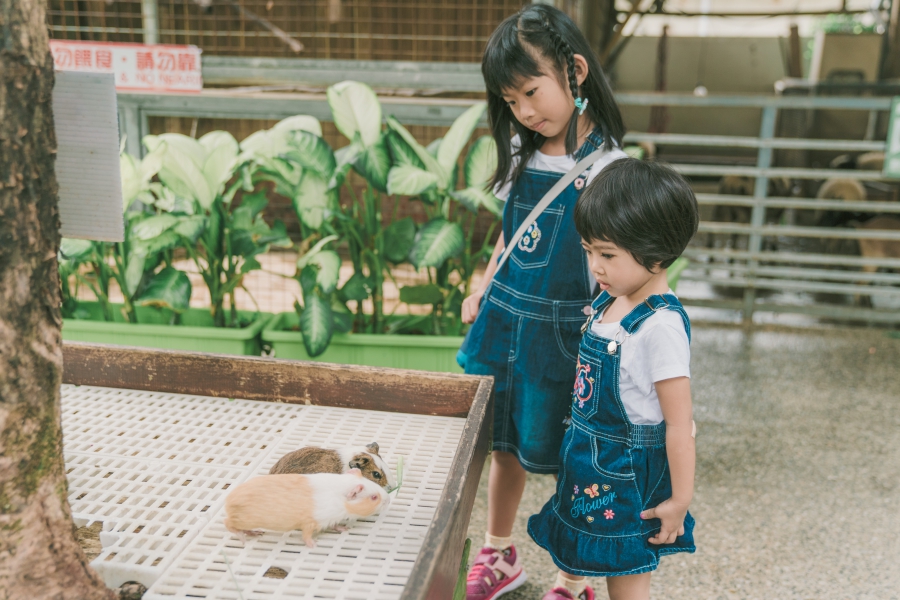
[459,5,628,599]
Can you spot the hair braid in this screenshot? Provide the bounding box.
[544,21,579,103]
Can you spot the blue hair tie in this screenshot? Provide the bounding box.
[574,97,589,116]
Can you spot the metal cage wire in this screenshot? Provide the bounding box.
[47,0,527,61]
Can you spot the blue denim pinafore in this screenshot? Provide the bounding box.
[458,131,605,473]
[528,291,696,576]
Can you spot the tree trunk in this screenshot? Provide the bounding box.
[0,0,117,598]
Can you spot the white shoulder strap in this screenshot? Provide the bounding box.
[489,147,605,284]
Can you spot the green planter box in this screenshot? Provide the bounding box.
[262,312,464,373]
[62,302,271,356]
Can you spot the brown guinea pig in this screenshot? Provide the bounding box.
[268,442,394,489]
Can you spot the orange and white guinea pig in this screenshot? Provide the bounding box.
[224,468,389,547]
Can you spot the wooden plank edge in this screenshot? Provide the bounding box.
[400,376,494,600]
[62,342,481,417]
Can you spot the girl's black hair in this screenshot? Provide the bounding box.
[574,158,699,271]
[482,4,625,191]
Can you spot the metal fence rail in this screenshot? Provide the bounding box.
[116,71,899,325]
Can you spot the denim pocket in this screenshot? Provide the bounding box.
[510,201,565,270]
[572,354,600,420]
[557,427,643,536]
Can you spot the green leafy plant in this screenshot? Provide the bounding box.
[246,81,501,355]
[144,131,292,327]
[383,103,502,336]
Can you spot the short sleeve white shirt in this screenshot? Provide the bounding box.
[589,295,691,425]
[492,134,628,201]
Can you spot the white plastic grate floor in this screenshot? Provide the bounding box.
[61,384,467,599]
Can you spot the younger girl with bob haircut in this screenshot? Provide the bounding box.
[459,5,627,599]
[529,157,700,600]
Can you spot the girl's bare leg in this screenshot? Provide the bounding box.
[486,450,528,538]
[606,572,651,600]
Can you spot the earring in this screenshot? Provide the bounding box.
[574,97,589,116]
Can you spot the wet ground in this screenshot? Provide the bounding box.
[465,324,900,600]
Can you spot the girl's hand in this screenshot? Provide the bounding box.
[641,498,688,545]
[461,291,484,324]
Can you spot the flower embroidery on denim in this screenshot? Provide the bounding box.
[573,359,594,409]
[573,485,579,494]
[604,509,615,520]
[584,484,599,498]
[517,222,542,253]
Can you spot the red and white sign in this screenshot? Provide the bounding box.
[50,40,202,93]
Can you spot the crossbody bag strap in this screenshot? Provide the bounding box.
[487,147,605,288]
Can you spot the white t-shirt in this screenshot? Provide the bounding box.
[590,295,691,425]
[493,134,628,201]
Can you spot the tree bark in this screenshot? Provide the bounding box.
[0,0,117,598]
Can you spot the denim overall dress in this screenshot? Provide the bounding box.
[458,130,606,474]
[528,291,696,576]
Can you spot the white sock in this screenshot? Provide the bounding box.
[484,532,513,550]
[555,571,587,596]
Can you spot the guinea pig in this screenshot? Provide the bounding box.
[224,468,388,547]
[268,442,394,490]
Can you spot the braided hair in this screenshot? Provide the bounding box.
[482,4,625,191]
[542,19,582,156]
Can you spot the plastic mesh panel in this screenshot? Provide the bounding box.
[61,384,466,598]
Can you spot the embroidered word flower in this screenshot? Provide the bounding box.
[604,509,614,520]
[584,484,599,498]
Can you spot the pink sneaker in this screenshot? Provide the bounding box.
[541,586,596,600]
[465,545,527,600]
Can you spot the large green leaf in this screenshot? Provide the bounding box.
[451,187,503,217]
[305,249,342,294]
[667,257,690,292]
[135,267,192,311]
[387,164,440,196]
[382,217,416,263]
[298,292,334,357]
[464,136,497,189]
[240,117,320,164]
[139,142,165,183]
[59,238,95,261]
[329,143,362,190]
[152,134,206,169]
[173,215,207,242]
[339,272,372,302]
[426,137,442,158]
[200,131,239,196]
[327,81,382,147]
[353,135,392,192]
[120,153,142,210]
[131,230,181,257]
[292,171,332,229]
[130,214,178,241]
[156,144,214,209]
[409,218,465,268]
[285,131,336,179]
[399,284,444,305]
[385,130,425,169]
[123,253,146,298]
[273,115,323,138]
[385,116,448,185]
[437,103,486,175]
